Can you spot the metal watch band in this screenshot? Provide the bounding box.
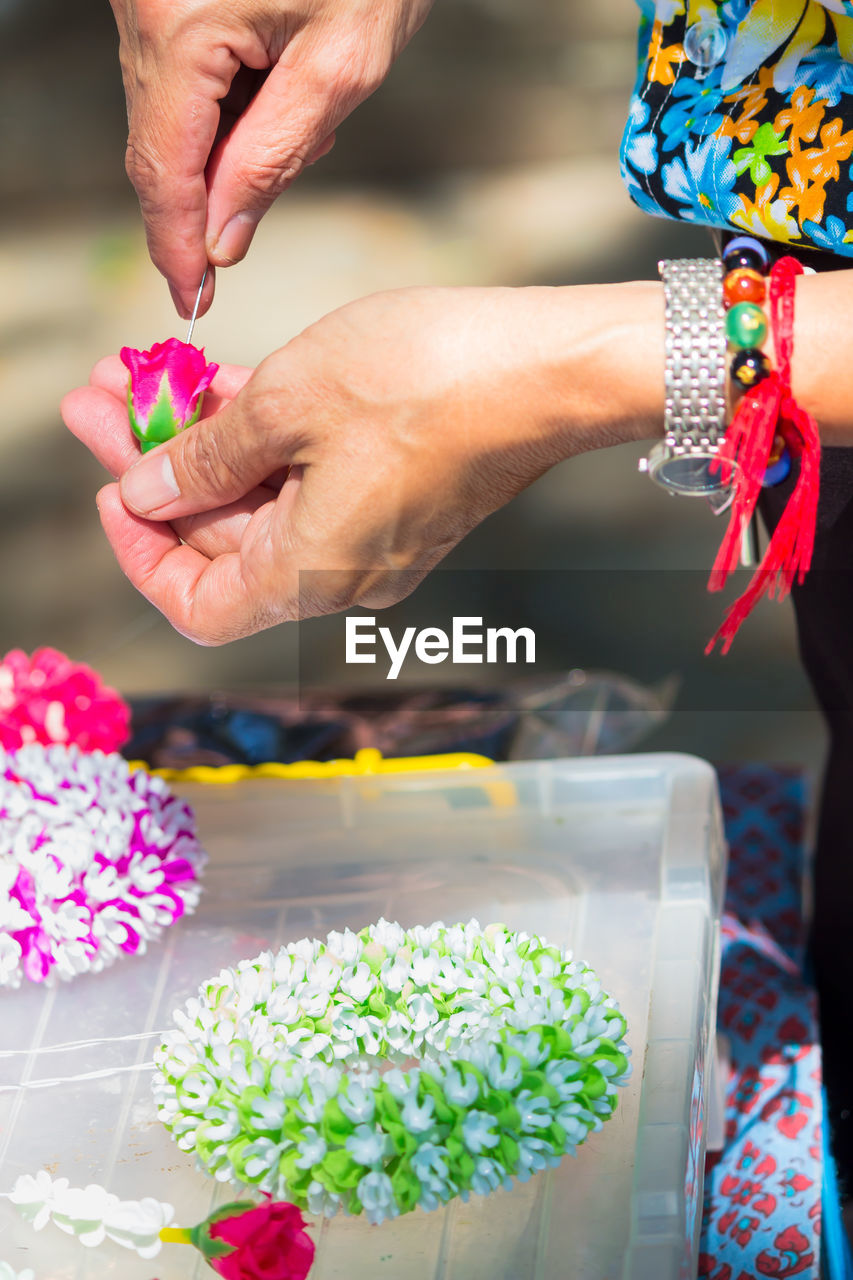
[661,257,726,445]
[640,257,729,496]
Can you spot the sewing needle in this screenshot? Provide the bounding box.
[185,268,208,345]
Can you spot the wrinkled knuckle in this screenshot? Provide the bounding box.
[241,155,300,202]
[124,136,160,188]
[314,38,387,101]
[296,573,361,619]
[180,429,244,499]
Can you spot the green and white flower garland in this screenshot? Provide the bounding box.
[154,920,631,1224]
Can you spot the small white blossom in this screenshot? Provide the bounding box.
[0,1264,35,1280]
[462,1110,499,1153]
[103,1195,174,1258]
[357,1171,396,1225]
[345,1124,387,1167]
[8,1170,67,1231]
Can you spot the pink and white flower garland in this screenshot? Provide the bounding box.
[0,744,206,986]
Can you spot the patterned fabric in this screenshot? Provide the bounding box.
[700,767,822,1279]
[623,0,853,254]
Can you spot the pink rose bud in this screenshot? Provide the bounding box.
[120,338,219,453]
[161,1197,314,1280]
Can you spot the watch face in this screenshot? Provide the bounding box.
[648,446,733,496]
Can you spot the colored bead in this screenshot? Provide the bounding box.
[730,348,771,389]
[767,432,787,465]
[762,450,791,487]
[726,302,768,348]
[723,236,771,276]
[723,268,766,307]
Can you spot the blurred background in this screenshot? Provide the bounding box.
[0,0,825,769]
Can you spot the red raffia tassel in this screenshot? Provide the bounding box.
[705,256,820,655]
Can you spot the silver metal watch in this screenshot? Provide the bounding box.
[639,257,731,498]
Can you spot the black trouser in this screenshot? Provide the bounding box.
[730,231,853,1184]
[761,450,853,1181]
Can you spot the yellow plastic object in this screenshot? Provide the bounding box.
[128,746,518,808]
[128,746,493,784]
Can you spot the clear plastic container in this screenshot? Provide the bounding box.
[0,753,725,1280]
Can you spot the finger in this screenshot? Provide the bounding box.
[124,44,237,316]
[118,377,289,519]
[96,484,271,644]
[169,267,216,322]
[205,42,384,265]
[66,384,275,557]
[307,132,337,166]
[62,385,138,476]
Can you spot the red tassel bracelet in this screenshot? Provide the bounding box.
[705,256,820,655]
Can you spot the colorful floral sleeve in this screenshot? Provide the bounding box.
[622,0,853,254]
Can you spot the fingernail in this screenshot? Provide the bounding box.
[122,452,181,514]
[169,282,191,320]
[210,212,261,265]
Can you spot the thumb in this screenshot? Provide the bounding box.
[205,46,380,265]
[119,391,285,520]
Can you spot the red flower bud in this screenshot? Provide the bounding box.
[189,1197,314,1280]
[120,338,218,453]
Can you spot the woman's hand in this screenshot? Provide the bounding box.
[108,0,433,317]
[63,283,665,644]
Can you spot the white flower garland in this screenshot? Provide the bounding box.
[0,744,206,986]
[6,1170,173,1259]
[0,1265,33,1280]
[154,920,631,1224]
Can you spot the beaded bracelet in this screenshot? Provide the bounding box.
[722,237,790,489]
[706,238,821,653]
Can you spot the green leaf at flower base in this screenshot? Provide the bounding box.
[390,1162,422,1213]
[542,1121,567,1152]
[362,941,386,974]
[130,382,180,451]
[457,1060,486,1096]
[444,1134,475,1190]
[228,1136,261,1181]
[418,1073,455,1125]
[320,1148,364,1190]
[382,1117,419,1159]
[368,990,390,1019]
[195,1126,225,1169]
[321,1097,357,1144]
[277,1149,314,1198]
[283,1099,308,1144]
[582,1068,607,1100]
[536,1024,575,1059]
[237,1085,278,1133]
[495,1100,521,1131]
[496,1132,519,1171]
[189,1204,248,1261]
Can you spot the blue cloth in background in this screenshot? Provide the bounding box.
[700,767,822,1279]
